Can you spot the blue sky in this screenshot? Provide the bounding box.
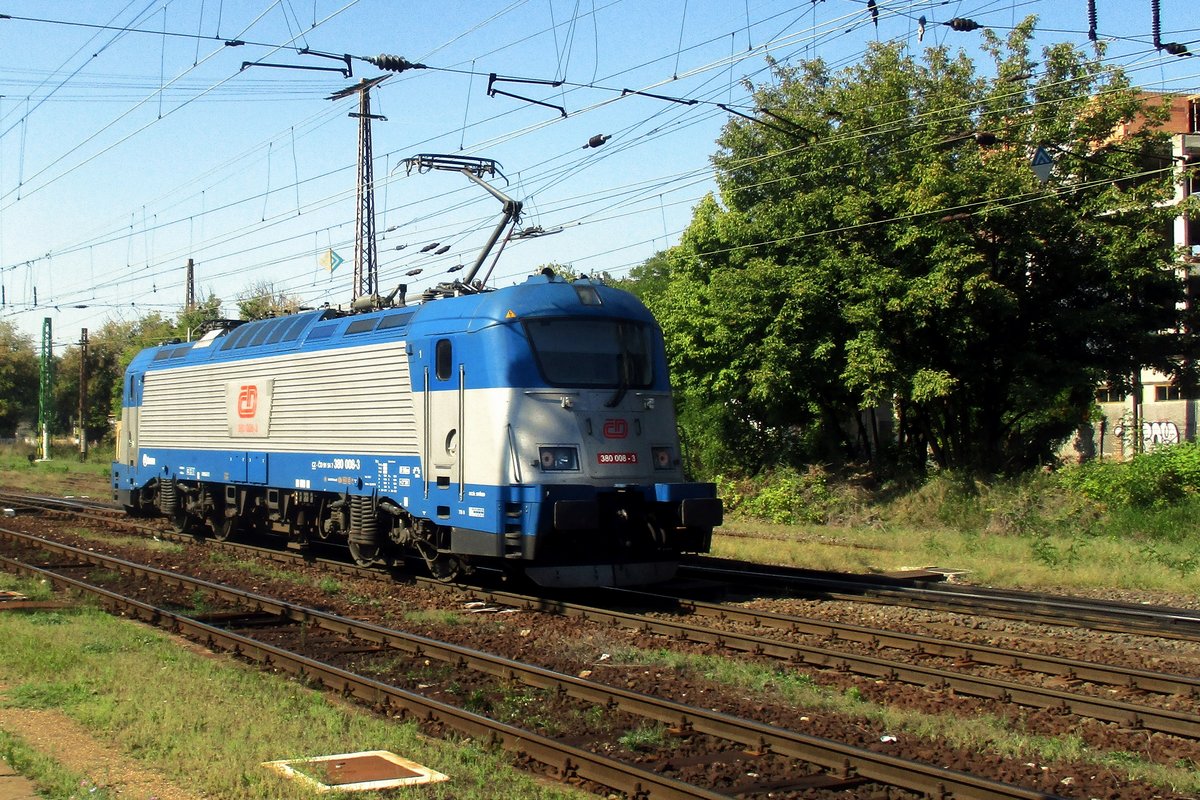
[1,0,1197,347]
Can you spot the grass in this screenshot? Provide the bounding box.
[0,574,55,602]
[0,729,116,800]
[0,608,585,800]
[0,446,112,496]
[711,472,1200,594]
[616,724,667,752]
[604,645,1200,795]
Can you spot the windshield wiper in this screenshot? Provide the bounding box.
[604,353,629,408]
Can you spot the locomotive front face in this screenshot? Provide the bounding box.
[521,316,677,482]
[475,289,720,587]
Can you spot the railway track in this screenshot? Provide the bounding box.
[6,490,1200,741]
[680,555,1200,641]
[0,526,1074,800]
[9,490,1197,642]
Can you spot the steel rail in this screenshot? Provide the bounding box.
[680,560,1200,641]
[440,586,1200,739]
[14,490,1196,640]
[606,588,1200,699]
[0,528,1067,800]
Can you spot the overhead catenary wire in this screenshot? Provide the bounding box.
[1,0,1194,324]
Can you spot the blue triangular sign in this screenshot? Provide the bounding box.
[1031,146,1053,166]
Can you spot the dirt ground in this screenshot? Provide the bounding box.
[0,681,204,800]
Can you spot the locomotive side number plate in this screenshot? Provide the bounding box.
[597,452,638,464]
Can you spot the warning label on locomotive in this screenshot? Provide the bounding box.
[597,452,638,464]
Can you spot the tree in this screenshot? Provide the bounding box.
[0,321,39,438]
[237,281,300,320]
[654,19,1193,476]
[53,295,227,445]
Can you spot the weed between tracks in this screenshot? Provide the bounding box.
[599,645,1200,795]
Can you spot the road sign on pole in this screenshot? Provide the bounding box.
[1031,146,1054,183]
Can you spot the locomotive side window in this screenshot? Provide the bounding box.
[219,325,252,350]
[524,319,653,388]
[307,324,336,341]
[267,314,305,344]
[245,319,280,347]
[346,318,378,335]
[435,339,452,381]
[279,314,311,342]
[379,311,414,330]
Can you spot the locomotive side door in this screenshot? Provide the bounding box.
[424,337,463,507]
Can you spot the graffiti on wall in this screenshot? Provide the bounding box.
[1142,420,1180,449]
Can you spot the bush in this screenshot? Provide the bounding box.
[720,466,836,525]
[1059,443,1200,509]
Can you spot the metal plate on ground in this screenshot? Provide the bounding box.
[263,750,448,792]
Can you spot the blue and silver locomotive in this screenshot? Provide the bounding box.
[111,272,721,586]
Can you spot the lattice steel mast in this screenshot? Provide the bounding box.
[327,76,388,300]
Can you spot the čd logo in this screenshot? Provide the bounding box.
[237,385,259,418]
[603,418,628,439]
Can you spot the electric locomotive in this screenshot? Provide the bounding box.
[111,271,722,587]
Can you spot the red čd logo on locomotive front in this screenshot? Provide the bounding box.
[237,385,259,418]
[603,418,628,439]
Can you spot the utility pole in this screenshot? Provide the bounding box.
[185,258,195,311]
[38,318,52,461]
[327,75,388,300]
[78,328,88,462]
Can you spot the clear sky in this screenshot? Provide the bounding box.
[1,0,1197,348]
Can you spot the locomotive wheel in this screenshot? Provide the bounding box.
[170,508,204,536]
[413,539,462,582]
[211,511,239,542]
[427,553,463,583]
[348,540,381,567]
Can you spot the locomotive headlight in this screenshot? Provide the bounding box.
[651,447,673,470]
[538,446,579,471]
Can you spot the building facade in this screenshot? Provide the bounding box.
[1074,93,1199,461]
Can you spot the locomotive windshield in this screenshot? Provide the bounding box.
[524,318,654,388]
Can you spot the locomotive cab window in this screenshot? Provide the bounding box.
[435,339,453,381]
[524,319,653,388]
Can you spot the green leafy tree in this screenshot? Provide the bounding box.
[654,19,1193,476]
[176,292,224,339]
[237,281,300,320]
[0,320,39,438]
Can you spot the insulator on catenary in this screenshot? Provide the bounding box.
[420,242,440,252]
[367,54,426,73]
[434,245,450,255]
[947,17,980,32]
[582,134,611,149]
